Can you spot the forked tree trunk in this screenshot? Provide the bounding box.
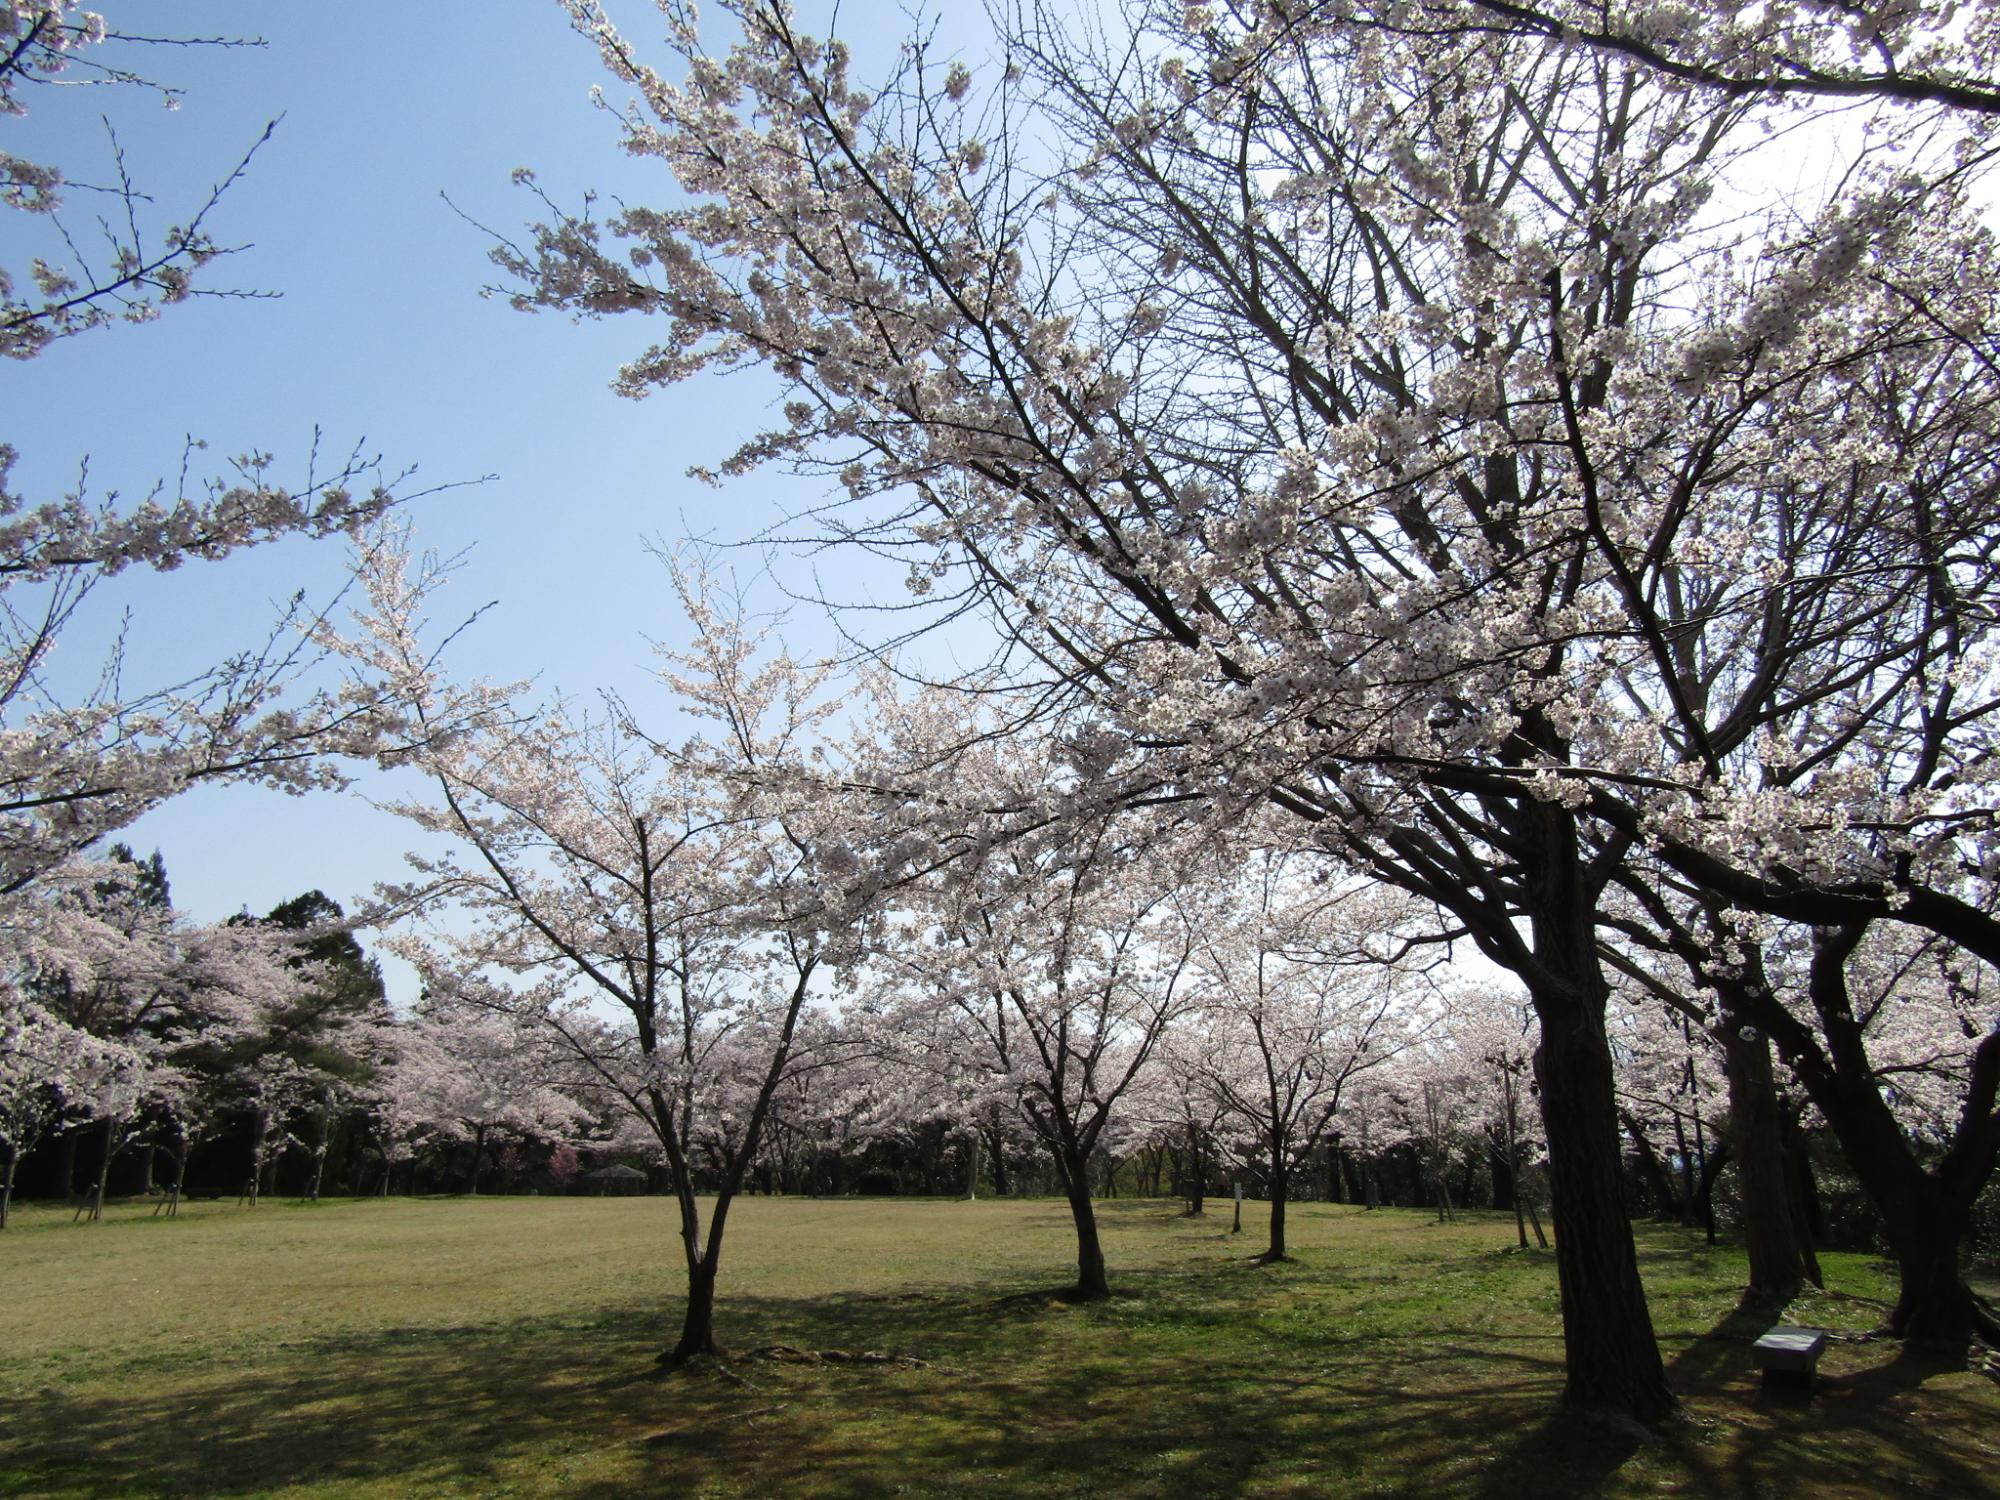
[156,1130,188,1218]
[1732,922,2000,1353]
[1622,1112,1680,1219]
[86,1116,117,1223]
[654,953,822,1370]
[667,1256,721,1365]
[1525,1196,1549,1249]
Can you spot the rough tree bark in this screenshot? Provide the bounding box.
[1719,1015,1821,1302]
[1525,810,1676,1422]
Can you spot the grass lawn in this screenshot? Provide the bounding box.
[0,1194,1994,1498]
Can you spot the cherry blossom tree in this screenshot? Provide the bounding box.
[375,1007,585,1193]
[1372,1,2000,116]
[1187,848,1426,1260]
[1,2,273,359]
[1446,985,1549,1250]
[1145,1021,1233,1216]
[345,536,858,1367]
[0,995,123,1225]
[506,0,2000,1408]
[1699,914,1997,1343]
[0,6,443,911]
[872,755,1205,1299]
[1,846,316,1217]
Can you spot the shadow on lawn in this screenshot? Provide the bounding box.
[0,1267,1570,1500]
[2,1247,1992,1500]
[1471,1302,1999,1500]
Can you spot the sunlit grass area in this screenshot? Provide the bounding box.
[1,1195,1993,1498]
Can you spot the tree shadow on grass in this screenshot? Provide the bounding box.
[1469,1301,2000,1500]
[2,1261,1992,1500]
[0,1269,1577,1500]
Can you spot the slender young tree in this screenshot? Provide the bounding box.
[1189,848,1424,1261]
[869,722,1207,1299]
[347,537,857,1367]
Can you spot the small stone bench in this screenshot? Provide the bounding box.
[1752,1326,1828,1391]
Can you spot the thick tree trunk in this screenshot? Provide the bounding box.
[962,1127,979,1201]
[1489,1131,1516,1212]
[1720,1020,1820,1303]
[1261,1158,1289,1261]
[664,1256,721,1366]
[467,1123,487,1196]
[1884,1188,2000,1348]
[1,1146,14,1229]
[1050,1141,1112,1299]
[1065,1182,1110,1299]
[1531,970,1676,1422]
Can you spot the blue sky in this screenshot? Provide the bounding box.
[8,2,988,1000]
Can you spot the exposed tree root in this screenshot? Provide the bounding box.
[647,1347,752,1386]
[743,1343,929,1367]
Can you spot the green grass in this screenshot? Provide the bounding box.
[0,1195,1993,1498]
